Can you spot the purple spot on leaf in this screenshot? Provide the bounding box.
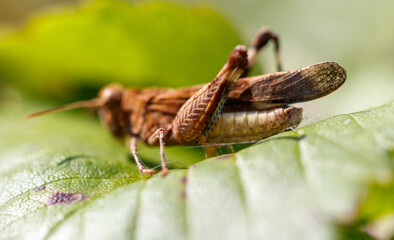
[34,185,46,191]
[217,154,231,160]
[180,191,187,199]
[180,176,188,185]
[48,192,86,205]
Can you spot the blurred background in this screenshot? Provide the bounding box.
[0,0,393,122]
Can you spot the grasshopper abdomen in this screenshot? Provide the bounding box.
[206,107,302,143]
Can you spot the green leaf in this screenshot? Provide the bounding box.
[0,101,393,240]
[0,0,240,101]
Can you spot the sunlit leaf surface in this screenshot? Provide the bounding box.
[0,102,392,240]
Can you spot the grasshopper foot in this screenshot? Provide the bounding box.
[141,168,156,175]
[160,167,169,177]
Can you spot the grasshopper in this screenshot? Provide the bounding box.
[27,27,346,176]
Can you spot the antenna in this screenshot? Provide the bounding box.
[25,98,104,119]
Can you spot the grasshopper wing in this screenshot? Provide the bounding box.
[149,62,346,113]
[226,61,346,109]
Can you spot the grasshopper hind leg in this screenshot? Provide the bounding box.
[170,45,248,144]
[244,27,282,77]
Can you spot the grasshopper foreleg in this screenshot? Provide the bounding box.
[130,136,155,175]
[148,128,169,176]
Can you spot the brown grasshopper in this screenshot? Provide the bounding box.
[27,28,346,176]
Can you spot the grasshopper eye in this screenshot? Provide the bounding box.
[98,84,123,107]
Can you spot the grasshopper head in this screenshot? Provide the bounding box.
[97,84,127,138]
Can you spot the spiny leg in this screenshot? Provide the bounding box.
[226,144,235,153]
[204,145,218,158]
[243,27,282,77]
[130,136,155,175]
[169,45,248,144]
[204,144,235,159]
[203,144,234,158]
[148,128,169,176]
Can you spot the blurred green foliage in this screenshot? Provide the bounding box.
[0,0,240,101]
